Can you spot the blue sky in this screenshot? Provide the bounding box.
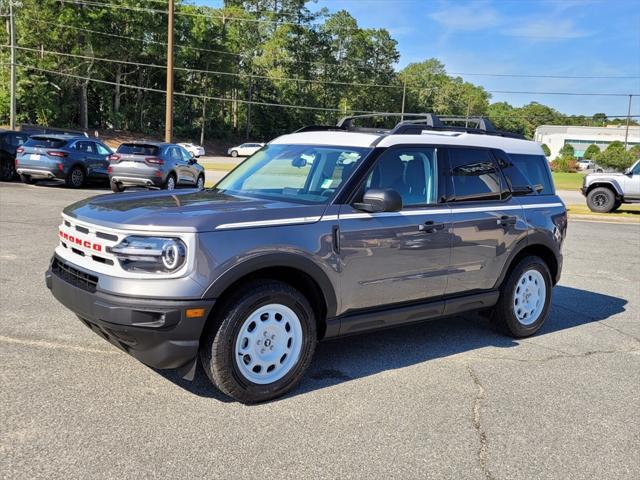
[196,0,640,117]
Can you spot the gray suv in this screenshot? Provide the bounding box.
[109,141,205,192]
[46,114,567,403]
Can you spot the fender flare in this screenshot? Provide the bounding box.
[202,252,338,318]
[586,180,623,196]
[493,232,561,288]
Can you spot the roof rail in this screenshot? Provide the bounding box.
[294,125,347,133]
[437,115,496,132]
[337,113,442,130]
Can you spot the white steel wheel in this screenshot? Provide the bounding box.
[166,176,176,190]
[513,269,546,326]
[234,304,304,385]
[196,176,204,190]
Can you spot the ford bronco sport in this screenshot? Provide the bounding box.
[46,114,567,403]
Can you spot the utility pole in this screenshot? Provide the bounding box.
[9,1,19,130]
[164,0,174,142]
[245,75,253,140]
[400,79,406,122]
[624,94,632,149]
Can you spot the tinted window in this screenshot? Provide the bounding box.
[24,136,67,148]
[449,148,504,202]
[76,141,96,153]
[117,144,160,155]
[366,148,438,206]
[6,133,28,146]
[507,154,554,195]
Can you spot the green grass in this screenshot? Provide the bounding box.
[566,203,640,220]
[552,172,586,191]
[203,162,240,172]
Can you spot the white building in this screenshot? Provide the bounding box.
[534,125,640,159]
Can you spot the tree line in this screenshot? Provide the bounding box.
[0,0,636,143]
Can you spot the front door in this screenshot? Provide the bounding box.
[444,147,527,295]
[338,146,452,314]
[622,161,640,199]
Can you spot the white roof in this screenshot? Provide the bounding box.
[270,129,543,155]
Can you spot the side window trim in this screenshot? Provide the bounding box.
[443,146,510,203]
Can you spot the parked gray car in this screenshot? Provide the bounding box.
[108,141,205,192]
[16,135,113,187]
[581,159,640,212]
[46,114,566,403]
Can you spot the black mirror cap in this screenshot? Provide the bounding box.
[353,188,403,213]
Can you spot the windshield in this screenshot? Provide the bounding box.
[215,144,371,204]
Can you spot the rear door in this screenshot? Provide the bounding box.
[75,141,105,178]
[444,147,527,295]
[338,146,452,315]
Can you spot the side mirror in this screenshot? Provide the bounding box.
[189,157,197,164]
[353,189,403,213]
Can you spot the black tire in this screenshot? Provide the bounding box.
[199,280,317,403]
[110,180,125,193]
[196,174,205,190]
[0,158,16,181]
[586,186,616,213]
[65,165,86,188]
[230,150,238,158]
[19,173,34,184]
[491,255,552,338]
[611,201,622,212]
[163,173,176,190]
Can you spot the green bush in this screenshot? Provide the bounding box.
[583,144,600,160]
[541,143,551,157]
[550,156,579,173]
[559,144,575,158]
[594,141,636,171]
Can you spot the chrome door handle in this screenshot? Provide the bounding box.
[498,215,517,226]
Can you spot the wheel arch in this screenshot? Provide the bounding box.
[496,237,561,289]
[585,180,623,197]
[202,253,338,340]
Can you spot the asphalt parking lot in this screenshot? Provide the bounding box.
[1,181,639,479]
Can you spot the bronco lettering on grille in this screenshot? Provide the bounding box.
[59,230,103,252]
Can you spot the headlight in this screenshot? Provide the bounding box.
[109,236,187,273]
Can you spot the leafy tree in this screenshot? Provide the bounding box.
[541,143,551,157]
[594,141,636,171]
[629,144,640,159]
[559,144,575,158]
[592,113,607,125]
[583,144,600,160]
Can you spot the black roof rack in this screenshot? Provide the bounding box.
[295,113,524,139]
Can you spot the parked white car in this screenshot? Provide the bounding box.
[228,142,264,157]
[178,143,205,158]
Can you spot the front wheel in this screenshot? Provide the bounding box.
[196,174,205,190]
[587,187,616,213]
[230,150,238,158]
[200,280,317,403]
[491,256,552,338]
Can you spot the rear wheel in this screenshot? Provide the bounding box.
[20,173,35,184]
[587,187,616,213]
[110,180,125,193]
[1,158,16,181]
[491,256,552,338]
[196,174,205,190]
[200,280,317,403]
[65,166,86,188]
[164,173,176,191]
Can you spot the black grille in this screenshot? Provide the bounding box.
[52,257,98,293]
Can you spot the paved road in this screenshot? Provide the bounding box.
[1,182,639,479]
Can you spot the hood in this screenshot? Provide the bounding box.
[63,189,327,233]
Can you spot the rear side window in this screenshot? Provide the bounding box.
[24,136,67,148]
[117,144,160,156]
[5,133,28,146]
[448,148,505,202]
[506,154,554,195]
[75,141,96,153]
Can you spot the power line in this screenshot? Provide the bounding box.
[8,46,638,98]
[5,63,638,120]
[24,18,640,81]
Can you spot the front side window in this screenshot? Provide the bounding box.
[215,144,370,204]
[96,143,111,155]
[448,148,504,202]
[365,148,438,207]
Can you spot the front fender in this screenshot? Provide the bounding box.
[587,179,624,196]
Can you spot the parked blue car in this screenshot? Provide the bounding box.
[16,135,113,188]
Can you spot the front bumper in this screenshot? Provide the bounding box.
[46,256,215,370]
